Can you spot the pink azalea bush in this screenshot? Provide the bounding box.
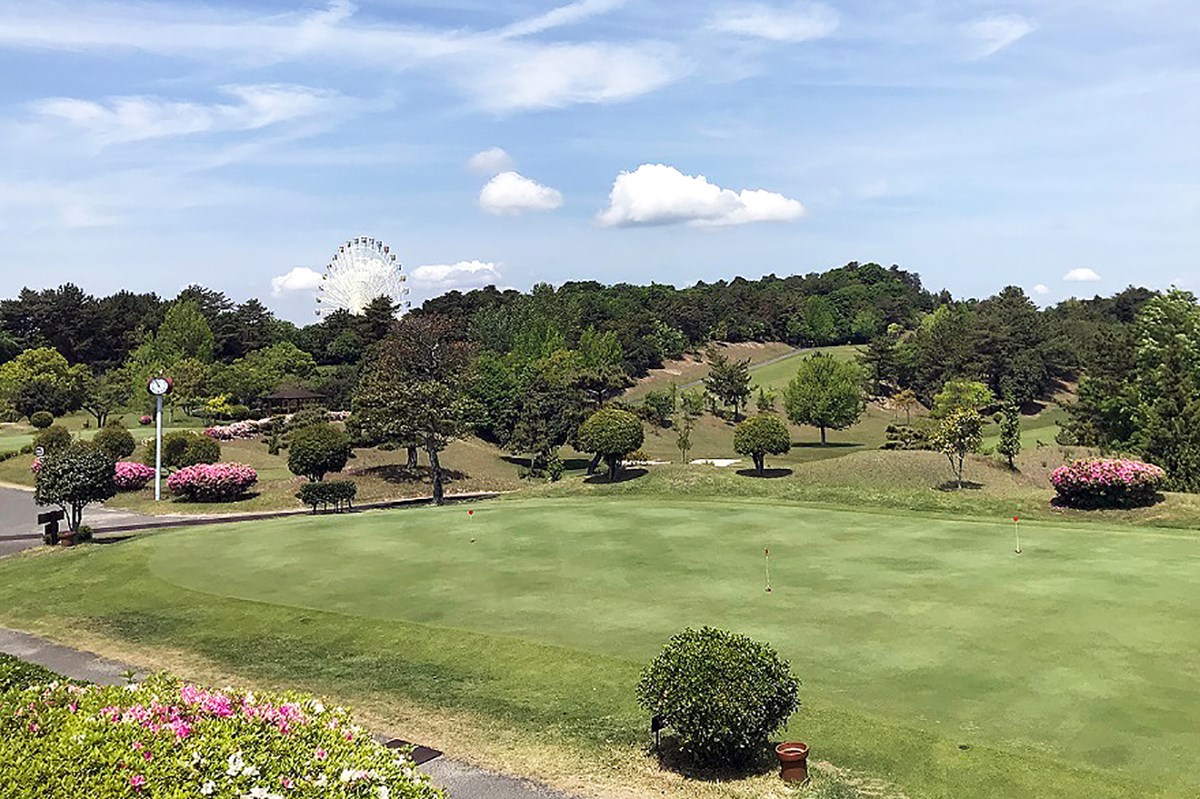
[29,458,41,474]
[0,673,443,798]
[114,461,155,491]
[138,415,153,426]
[204,420,261,441]
[167,463,258,502]
[1050,458,1166,508]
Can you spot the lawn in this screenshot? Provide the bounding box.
[1,493,1198,798]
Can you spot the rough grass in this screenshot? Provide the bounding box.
[1,496,1199,798]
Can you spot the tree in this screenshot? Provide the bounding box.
[733,415,792,475]
[351,315,475,504]
[577,408,644,481]
[79,368,132,428]
[155,300,216,363]
[287,423,352,482]
[860,332,899,395]
[997,403,1022,469]
[931,408,984,489]
[170,358,210,417]
[783,353,864,445]
[893,387,921,424]
[1139,335,1200,492]
[34,441,117,534]
[754,386,777,413]
[507,359,584,475]
[0,347,85,418]
[703,348,751,420]
[932,378,994,418]
[674,415,694,464]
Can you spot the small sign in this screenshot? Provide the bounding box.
[34,446,44,458]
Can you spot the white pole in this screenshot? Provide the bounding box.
[154,394,163,501]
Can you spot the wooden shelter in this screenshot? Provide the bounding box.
[262,386,327,413]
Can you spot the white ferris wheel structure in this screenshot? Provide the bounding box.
[315,235,410,317]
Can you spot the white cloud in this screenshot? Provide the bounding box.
[31,84,338,146]
[1063,268,1102,282]
[461,42,685,112]
[468,147,516,175]
[498,0,627,39]
[271,266,323,296]
[965,14,1034,58]
[710,2,839,43]
[597,164,805,227]
[1032,283,1050,295]
[479,171,564,215]
[410,260,502,291]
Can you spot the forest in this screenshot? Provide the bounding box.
[0,262,1196,491]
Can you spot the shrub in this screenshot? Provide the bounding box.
[1051,458,1167,508]
[286,407,329,432]
[93,422,136,460]
[29,410,53,429]
[33,424,72,456]
[138,414,152,426]
[144,431,221,470]
[167,463,258,502]
[733,414,791,475]
[637,626,799,768]
[297,480,357,513]
[577,407,644,481]
[0,653,72,692]
[114,461,155,491]
[881,423,932,451]
[0,671,445,799]
[33,441,117,532]
[288,422,352,482]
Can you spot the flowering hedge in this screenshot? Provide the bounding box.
[1050,458,1167,508]
[204,420,262,442]
[0,672,444,799]
[167,463,258,502]
[114,461,156,492]
[29,457,41,474]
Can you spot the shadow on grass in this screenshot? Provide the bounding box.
[649,736,776,782]
[583,468,648,485]
[936,480,985,492]
[735,468,794,479]
[500,455,592,471]
[1049,493,1166,511]
[355,465,466,484]
[791,441,861,449]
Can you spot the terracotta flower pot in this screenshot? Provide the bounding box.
[775,741,809,783]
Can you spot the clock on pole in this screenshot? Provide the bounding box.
[147,375,173,500]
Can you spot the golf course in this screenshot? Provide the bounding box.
[1,492,1197,798]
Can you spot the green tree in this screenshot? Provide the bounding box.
[170,358,210,418]
[753,386,777,413]
[34,441,117,533]
[0,348,85,418]
[997,402,1022,469]
[783,353,865,445]
[893,387,921,424]
[932,378,994,417]
[931,408,984,489]
[507,358,584,475]
[577,407,644,481]
[733,415,792,475]
[702,348,752,420]
[79,368,132,428]
[674,415,694,464]
[287,423,352,482]
[351,315,475,504]
[155,300,216,363]
[1139,335,1200,492]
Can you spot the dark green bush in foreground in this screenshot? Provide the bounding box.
[637,626,799,768]
[297,480,357,513]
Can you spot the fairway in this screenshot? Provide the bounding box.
[148,500,1200,787]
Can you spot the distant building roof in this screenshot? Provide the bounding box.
[263,386,327,401]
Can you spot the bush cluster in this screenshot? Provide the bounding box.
[636,626,799,768]
[1051,458,1167,508]
[114,461,156,491]
[0,654,71,693]
[93,422,135,460]
[28,411,54,429]
[880,423,932,450]
[167,463,258,502]
[33,424,72,456]
[144,431,222,470]
[0,668,444,799]
[296,480,357,513]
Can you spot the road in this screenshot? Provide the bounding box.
[0,484,177,556]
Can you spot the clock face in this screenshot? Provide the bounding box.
[148,377,171,396]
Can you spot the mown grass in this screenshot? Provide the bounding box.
[1,493,1198,798]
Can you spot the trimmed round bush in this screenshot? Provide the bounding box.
[1051,458,1166,508]
[144,431,222,470]
[167,462,257,502]
[92,423,135,460]
[288,422,352,482]
[577,407,644,480]
[637,626,799,768]
[733,414,792,475]
[0,671,444,799]
[28,411,53,429]
[33,424,72,456]
[114,460,155,491]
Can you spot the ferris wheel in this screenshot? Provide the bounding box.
[315,235,410,317]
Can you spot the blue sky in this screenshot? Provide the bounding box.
[0,1,1196,322]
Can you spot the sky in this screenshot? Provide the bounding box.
[0,0,1196,322]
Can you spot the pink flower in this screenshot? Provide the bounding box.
[130,775,145,790]
[315,748,328,761]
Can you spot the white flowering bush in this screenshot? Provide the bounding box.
[0,673,443,799]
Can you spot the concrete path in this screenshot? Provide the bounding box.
[0,627,578,799]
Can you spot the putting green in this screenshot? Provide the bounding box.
[146,497,1200,789]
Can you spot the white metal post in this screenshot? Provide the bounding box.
[154,394,163,501]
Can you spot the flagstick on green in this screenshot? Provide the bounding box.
[1013,515,1022,555]
[764,548,773,593]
